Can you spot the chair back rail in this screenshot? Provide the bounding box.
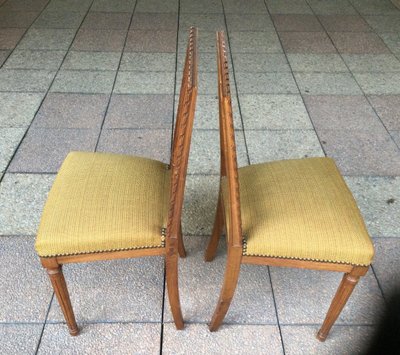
[216,32,242,248]
[167,27,198,241]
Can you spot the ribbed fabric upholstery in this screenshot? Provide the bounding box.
[35,151,170,257]
[222,157,374,266]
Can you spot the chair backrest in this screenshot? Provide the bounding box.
[166,27,198,241]
[217,31,242,248]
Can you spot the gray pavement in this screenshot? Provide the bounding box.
[1,0,400,353]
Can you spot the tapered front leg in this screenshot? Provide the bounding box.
[205,193,224,262]
[45,263,79,336]
[317,268,364,341]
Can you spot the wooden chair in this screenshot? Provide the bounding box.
[205,31,375,341]
[35,27,198,336]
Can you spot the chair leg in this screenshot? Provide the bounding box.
[178,222,186,258]
[46,264,79,336]
[317,270,361,341]
[209,248,242,331]
[205,193,224,262]
[166,252,184,329]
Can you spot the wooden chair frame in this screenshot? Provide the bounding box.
[39,27,198,336]
[204,31,369,341]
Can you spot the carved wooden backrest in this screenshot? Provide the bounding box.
[217,31,242,248]
[167,27,198,241]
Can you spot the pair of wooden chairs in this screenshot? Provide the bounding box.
[35,28,374,341]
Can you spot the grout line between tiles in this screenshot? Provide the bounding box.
[34,293,55,355]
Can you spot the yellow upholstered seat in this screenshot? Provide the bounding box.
[222,157,374,266]
[35,151,170,258]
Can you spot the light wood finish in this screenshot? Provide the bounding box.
[206,31,371,341]
[38,27,198,335]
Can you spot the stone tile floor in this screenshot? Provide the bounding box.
[0,0,400,353]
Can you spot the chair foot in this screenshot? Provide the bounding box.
[316,330,327,342]
[69,327,80,336]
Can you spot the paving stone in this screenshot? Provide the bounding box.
[271,267,384,324]
[281,325,375,355]
[287,54,348,73]
[266,0,312,14]
[180,0,223,14]
[0,173,54,234]
[39,323,161,353]
[364,15,400,33]
[18,28,76,50]
[350,0,399,15]
[307,0,357,15]
[0,28,25,49]
[318,15,372,32]
[105,94,173,129]
[304,95,384,131]
[330,32,390,54]
[279,32,337,54]
[246,130,324,164]
[97,128,171,163]
[232,53,290,72]
[115,71,174,94]
[223,0,268,14]
[372,238,400,296]
[0,236,53,322]
[342,54,400,72]
[0,324,43,355]
[62,51,121,71]
[163,324,282,354]
[45,0,92,12]
[182,175,220,236]
[345,176,400,238]
[318,129,400,176]
[188,130,248,175]
[32,10,85,29]
[125,30,177,52]
[379,33,400,54]
[0,128,25,172]
[272,14,323,32]
[81,11,132,30]
[130,13,178,30]
[240,94,313,129]
[353,73,400,95]
[4,50,65,69]
[236,72,298,94]
[295,72,362,95]
[229,31,283,53]
[0,69,56,92]
[47,257,164,322]
[0,50,9,65]
[0,92,44,127]
[91,0,136,12]
[164,237,277,324]
[120,52,176,72]
[0,11,38,28]
[135,0,178,13]
[8,128,99,173]
[180,13,226,32]
[225,14,275,32]
[33,93,109,129]
[183,94,241,130]
[391,130,400,147]
[1,0,48,11]
[50,70,116,94]
[72,29,126,51]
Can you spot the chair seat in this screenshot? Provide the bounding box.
[35,152,170,258]
[222,157,374,266]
